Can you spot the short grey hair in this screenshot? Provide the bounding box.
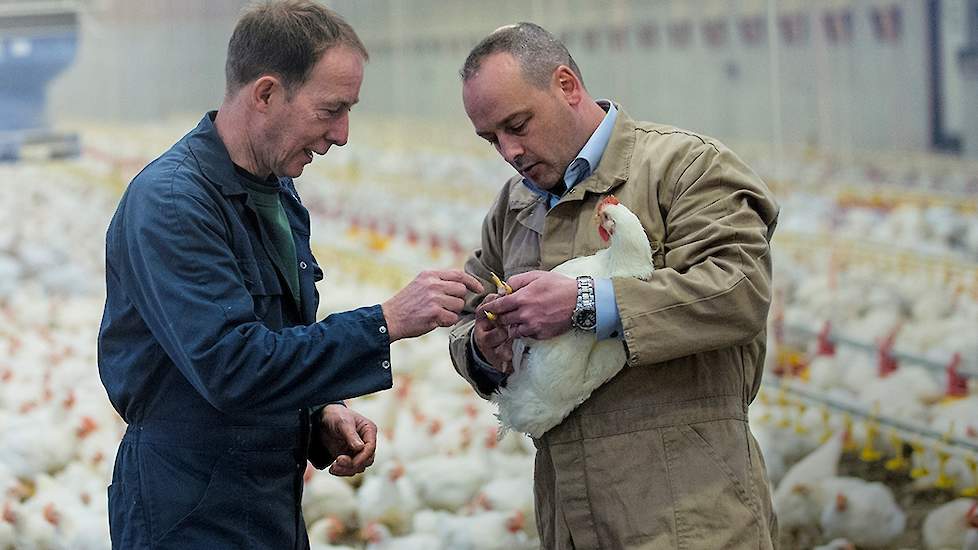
[459,22,584,89]
[226,0,368,97]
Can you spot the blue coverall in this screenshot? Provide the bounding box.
[98,112,393,549]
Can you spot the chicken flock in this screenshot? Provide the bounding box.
[1,120,977,549]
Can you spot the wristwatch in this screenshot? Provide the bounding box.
[571,276,597,332]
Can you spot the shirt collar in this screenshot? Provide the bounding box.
[190,111,289,197]
[572,100,617,185]
[522,100,618,202]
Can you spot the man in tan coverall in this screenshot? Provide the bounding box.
[448,23,780,549]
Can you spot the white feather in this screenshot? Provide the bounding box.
[492,201,654,437]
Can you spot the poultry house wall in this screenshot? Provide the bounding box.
[45,0,978,157]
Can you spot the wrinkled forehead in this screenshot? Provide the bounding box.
[298,46,364,99]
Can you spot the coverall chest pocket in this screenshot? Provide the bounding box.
[237,259,284,322]
[502,226,542,278]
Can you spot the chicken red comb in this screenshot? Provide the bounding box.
[601,195,620,207]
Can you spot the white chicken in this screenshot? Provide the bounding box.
[774,432,844,531]
[362,522,442,550]
[302,468,358,527]
[930,397,978,442]
[472,474,537,537]
[307,516,351,549]
[355,461,420,534]
[412,509,532,550]
[817,477,906,548]
[408,453,490,511]
[388,406,439,462]
[0,501,16,550]
[309,543,356,550]
[492,196,655,437]
[922,498,978,550]
[1,501,23,550]
[0,407,78,477]
[857,365,943,421]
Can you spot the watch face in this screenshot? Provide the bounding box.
[575,310,597,330]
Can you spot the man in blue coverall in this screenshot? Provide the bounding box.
[97,2,482,548]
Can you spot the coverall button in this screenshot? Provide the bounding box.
[381,360,391,369]
[379,326,387,334]
[299,261,307,269]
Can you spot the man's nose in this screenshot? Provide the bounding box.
[327,113,350,147]
[496,134,523,166]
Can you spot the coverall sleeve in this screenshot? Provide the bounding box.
[613,144,779,367]
[110,175,393,416]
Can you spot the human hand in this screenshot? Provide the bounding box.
[473,293,514,374]
[382,270,484,342]
[318,404,378,476]
[476,270,576,340]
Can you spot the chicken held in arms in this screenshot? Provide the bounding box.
[492,195,654,438]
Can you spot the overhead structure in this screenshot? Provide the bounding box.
[0,0,81,160]
[960,0,978,157]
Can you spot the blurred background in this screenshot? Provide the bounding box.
[1,0,977,548]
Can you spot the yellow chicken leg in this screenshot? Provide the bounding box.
[484,271,513,322]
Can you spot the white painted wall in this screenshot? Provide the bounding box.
[39,0,974,157]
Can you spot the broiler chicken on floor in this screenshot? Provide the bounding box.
[922,498,978,550]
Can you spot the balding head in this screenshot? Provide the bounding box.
[459,22,584,89]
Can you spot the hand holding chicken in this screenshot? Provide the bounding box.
[473,293,515,374]
[478,271,577,341]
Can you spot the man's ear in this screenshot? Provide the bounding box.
[553,65,583,106]
[250,75,281,113]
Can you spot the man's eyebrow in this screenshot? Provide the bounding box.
[501,111,529,125]
[318,98,359,109]
[475,110,530,139]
